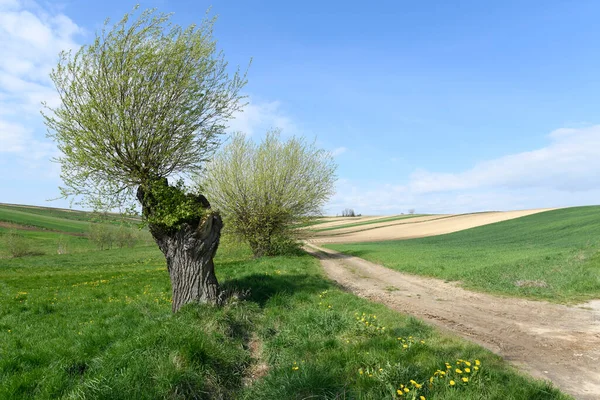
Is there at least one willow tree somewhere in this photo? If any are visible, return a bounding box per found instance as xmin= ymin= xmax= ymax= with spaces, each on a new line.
xmin=43 ymin=8 xmax=247 ymax=312
xmin=200 ymin=131 xmax=337 ymax=257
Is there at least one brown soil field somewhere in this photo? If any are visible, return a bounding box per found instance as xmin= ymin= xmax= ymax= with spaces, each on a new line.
xmin=309 ymin=209 xmax=555 ymax=244
xmin=305 ymin=215 xmax=392 ymax=229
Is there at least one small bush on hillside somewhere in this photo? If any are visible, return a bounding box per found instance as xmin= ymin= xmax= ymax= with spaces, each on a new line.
xmin=56 ymin=235 xmax=69 ymax=254
xmin=115 ymin=226 xmax=138 ymax=248
xmin=88 ymin=223 xmax=114 ymax=250
xmin=2 ymin=230 xmax=33 ymax=257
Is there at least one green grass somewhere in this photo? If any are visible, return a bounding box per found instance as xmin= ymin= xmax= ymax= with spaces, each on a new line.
xmin=0 ymin=206 xmax=92 ymax=234
xmin=0 ymin=227 xmax=94 ymax=258
xmin=313 ymin=214 xmax=428 ymax=232
xmin=0 ymin=223 xmax=569 ymax=398
xmin=0 ymin=204 xmax=139 ymax=225
xmin=327 ymin=206 xmax=600 ymax=303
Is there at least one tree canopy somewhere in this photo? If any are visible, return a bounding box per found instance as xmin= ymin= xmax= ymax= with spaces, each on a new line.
xmin=43 ymin=7 xmax=247 ymax=212
xmin=200 ymin=131 xmax=337 ymax=256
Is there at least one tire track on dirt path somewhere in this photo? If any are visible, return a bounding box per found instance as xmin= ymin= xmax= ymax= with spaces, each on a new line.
xmin=304 ymin=244 xmax=600 ymax=400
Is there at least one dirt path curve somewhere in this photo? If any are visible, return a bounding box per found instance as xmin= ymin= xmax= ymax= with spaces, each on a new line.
xmin=304 ymin=244 xmax=600 ymax=400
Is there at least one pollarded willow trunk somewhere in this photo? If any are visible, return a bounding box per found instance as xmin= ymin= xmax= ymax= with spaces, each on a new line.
xmin=137 ymin=183 xmax=223 ymax=312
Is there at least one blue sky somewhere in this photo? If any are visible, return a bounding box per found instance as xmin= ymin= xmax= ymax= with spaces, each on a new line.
xmin=2 ymin=0 xmax=600 ymax=214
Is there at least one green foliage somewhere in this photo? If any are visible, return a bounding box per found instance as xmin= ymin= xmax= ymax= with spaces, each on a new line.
xmin=0 ymin=230 xmax=568 ymax=399
xmin=88 ymin=223 xmax=114 ymax=250
xmin=56 ymin=235 xmax=69 ymax=254
xmin=200 ymin=131 xmax=337 ymax=256
xmin=114 ymin=226 xmax=138 ymax=249
xmin=328 ymin=206 xmax=600 ymax=303
xmin=141 ymin=179 xmax=208 ymax=229
xmin=0 ymin=230 xmax=33 ymax=258
xmin=42 ymin=6 xmax=248 ymax=211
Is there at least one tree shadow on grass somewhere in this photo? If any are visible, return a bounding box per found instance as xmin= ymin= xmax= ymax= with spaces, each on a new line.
xmin=221 ymin=272 xmax=330 ymax=307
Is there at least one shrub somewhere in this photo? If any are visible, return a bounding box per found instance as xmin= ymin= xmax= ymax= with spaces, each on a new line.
xmin=88 ymin=223 xmax=114 ymax=250
xmin=200 ymin=131 xmax=337 ymax=257
xmin=2 ymin=230 xmax=32 ymax=257
xmin=115 ymin=226 xmax=138 ymax=248
xmin=56 ymin=235 xmax=69 ymax=254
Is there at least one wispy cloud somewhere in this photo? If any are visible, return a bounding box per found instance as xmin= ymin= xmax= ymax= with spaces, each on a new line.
xmin=408 ymin=125 xmax=600 ymax=194
xmin=227 ymin=99 xmax=297 ymax=136
xmin=0 ymin=1 xmax=82 ymax=158
xmin=331 ymin=146 xmax=347 ymax=157
xmin=0 ymin=1 xmax=82 ymax=204
xmin=329 ymin=126 xmax=600 ymax=215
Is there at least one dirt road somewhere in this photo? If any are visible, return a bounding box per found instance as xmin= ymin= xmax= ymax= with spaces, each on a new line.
xmin=309 ymin=209 xmax=555 ymax=244
xmin=305 ymin=244 xmax=600 ymax=400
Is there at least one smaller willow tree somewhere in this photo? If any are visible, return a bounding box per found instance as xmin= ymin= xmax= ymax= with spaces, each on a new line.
xmin=43 ymin=8 xmax=247 ymax=312
xmin=200 ymin=131 xmax=337 ymax=257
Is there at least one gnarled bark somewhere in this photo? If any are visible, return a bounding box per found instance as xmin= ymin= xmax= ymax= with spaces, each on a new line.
xmin=137 ymin=182 xmax=222 ymax=312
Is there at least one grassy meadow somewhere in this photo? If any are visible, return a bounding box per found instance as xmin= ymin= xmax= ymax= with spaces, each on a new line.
xmin=0 ymin=205 xmax=570 ymax=399
xmin=327 ymin=206 xmax=600 ymax=303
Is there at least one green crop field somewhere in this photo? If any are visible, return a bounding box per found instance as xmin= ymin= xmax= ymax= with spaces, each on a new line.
xmin=0 ymin=204 xmax=140 ymax=233
xmin=0 ymin=207 xmax=569 ymax=399
xmin=0 ymin=206 xmax=92 ymax=234
xmin=327 ymin=206 xmax=600 ymax=303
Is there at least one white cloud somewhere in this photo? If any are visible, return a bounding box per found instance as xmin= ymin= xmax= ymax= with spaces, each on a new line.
xmin=329 ymin=125 xmax=600 ymax=215
xmin=409 ymin=125 xmax=600 ymax=194
xmin=0 ymin=119 xmax=30 ymax=152
xmin=227 ymin=99 xmax=297 ymax=136
xmin=331 ymin=146 xmax=347 ymax=157
xmin=0 ymin=1 xmax=82 ymax=164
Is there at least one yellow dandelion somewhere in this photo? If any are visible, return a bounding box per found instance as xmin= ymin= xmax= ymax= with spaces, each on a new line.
xmin=449 ymin=380 xmax=456 ymax=386
xmin=462 ymin=377 xmax=469 ymax=383
xmin=456 ymin=369 xmax=462 ymax=374
xmin=475 ymin=360 xmax=481 ymax=366
xmin=404 ymin=387 xmax=410 ymax=393
xmin=397 ymin=389 xmax=403 ymax=396
xmin=403 ymin=344 xmax=408 ymax=349
xmin=429 ymin=377 xmax=434 ymax=383
xmin=474 ymin=366 xmax=479 ymax=371
xmin=420 ymin=397 xmax=426 ymax=400
xmin=465 ymin=368 xmax=471 ymax=373
xmin=292 ymin=366 xmax=299 ymax=371
xmin=465 ymin=361 xmax=471 ymax=367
